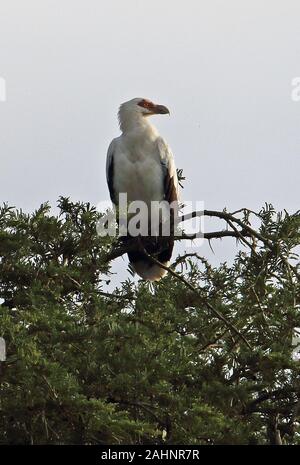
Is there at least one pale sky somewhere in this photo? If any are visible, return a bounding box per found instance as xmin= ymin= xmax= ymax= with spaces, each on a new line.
xmin=1 ymin=0 xmax=299 ymax=282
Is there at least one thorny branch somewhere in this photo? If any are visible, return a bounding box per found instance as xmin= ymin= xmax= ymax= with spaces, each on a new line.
xmin=103 ymin=208 xmax=275 ymax=263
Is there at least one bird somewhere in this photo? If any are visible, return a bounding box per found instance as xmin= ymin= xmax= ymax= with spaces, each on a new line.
xmin=106 ymin=98 xmax=179 ymax=281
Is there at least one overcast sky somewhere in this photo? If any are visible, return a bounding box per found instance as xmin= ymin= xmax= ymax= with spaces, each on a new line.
xmin=1 ymin=0 xmax=299 ymax=283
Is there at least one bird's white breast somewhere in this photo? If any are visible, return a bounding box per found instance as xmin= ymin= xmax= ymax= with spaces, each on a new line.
xmin=113 ymin=131 xmax=164 ymax=206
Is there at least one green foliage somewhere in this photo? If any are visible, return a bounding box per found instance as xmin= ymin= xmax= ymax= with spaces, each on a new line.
xmin=0 ymin=199 xmax=300 ymax=444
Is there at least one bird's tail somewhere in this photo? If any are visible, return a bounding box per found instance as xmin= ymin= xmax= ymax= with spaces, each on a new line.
xmin=128 ymin=237 xmax=174 ymax=281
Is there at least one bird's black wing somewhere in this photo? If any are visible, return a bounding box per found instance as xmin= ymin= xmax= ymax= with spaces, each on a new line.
xmin=106 ymin=140 xmax=117 ymax=205
xmin=157 ymin=137 xmax=179 ymax=205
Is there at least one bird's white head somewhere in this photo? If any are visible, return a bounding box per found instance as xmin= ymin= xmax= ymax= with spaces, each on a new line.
xmin=118 ymin=98 xmax=170 ymax=133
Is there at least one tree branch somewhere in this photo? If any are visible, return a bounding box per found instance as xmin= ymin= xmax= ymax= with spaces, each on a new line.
xmin=102 ymin=208 xmax=275 ymax=263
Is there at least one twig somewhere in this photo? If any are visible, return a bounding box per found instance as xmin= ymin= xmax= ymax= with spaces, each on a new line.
xmin=226 ymin=218 xmax=258 ymax=257
xmin=180 ymin=209 xmax=275 ymax=250
xmin=178 ymin=230 xmax=251 ymax=240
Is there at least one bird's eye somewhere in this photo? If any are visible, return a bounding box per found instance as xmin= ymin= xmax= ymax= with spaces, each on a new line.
xmin=138 ymin=99 xmax=153 ymax=109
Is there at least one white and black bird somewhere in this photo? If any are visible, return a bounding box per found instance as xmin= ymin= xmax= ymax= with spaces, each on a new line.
xmin=106 ymin=98 xmax=179 ymax=281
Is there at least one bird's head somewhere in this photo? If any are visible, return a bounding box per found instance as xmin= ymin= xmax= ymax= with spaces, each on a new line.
xmin=136 ymin=98 xmax=170 ymax=116
xmin=118 ymin=98 xmax=170 ymax=132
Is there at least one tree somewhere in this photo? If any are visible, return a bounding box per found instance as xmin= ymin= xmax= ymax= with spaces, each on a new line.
xmin=0 ymin=197 xmax=300 ymax=444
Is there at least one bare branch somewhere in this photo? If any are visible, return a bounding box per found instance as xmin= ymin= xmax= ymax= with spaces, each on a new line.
xmin=180 ymin=209 xmax=275 ymax=250
xmin=102 ymin=208 xmax=276 ymax=263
